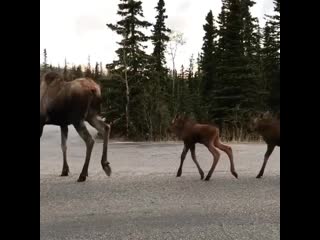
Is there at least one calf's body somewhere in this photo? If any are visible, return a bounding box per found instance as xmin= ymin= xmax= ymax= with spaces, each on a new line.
xmin=170 ymin=115 xmax=238 ymax=181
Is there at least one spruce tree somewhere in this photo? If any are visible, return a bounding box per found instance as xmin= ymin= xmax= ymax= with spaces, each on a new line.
xmin=262 ymin=0 xmax=280 ymax=112
xmin=200 ymin=10 xmax=218 ymax=120
xmin=85 ymin=56 xmax=92 ymax=78
xmin=106 ymin=0 xmax=152 ymax=139
xmin=148 ymin=0 xmax=171 ymax=139
xmin=63 ymin=58 xmax=69 ymax=81
xmin=151 ymin=0 xmax=171 ymax=73
xmin=94 ymin=62 xmax=100 ymax=80
xmin=42 ymin=48 xmax=48 ymax=72
xmin=75 ymin=65 xmax=83 ymax=78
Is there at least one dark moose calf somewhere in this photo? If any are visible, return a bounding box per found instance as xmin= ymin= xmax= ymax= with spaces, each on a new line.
xmin=249 ymin=112 xmax=280 ymax=178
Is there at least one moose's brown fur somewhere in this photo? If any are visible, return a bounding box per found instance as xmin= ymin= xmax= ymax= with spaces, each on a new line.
xmin=249 ymin=112 xmax=280 ymax=178
xmin=169 ymin=114 xmax=238 ymax=181
xmin=40 ymin=72 xmax=111 ymax=182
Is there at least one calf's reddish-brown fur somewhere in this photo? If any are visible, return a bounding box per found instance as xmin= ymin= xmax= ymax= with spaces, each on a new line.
xmin=169 ymin=114 xmax=238 ymax=181
xmin=249 ymin=112 xmax=280 ymax=178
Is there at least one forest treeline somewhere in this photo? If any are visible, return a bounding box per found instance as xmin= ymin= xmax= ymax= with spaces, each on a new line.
xmin=40 ymin=0 xmax=280 ymax=141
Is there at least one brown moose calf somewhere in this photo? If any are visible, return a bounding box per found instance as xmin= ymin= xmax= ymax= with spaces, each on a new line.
xmin=169 ymin=114 xmax=238 ymax=181
xmin=249 ymin=112 xmax=280 ymax=178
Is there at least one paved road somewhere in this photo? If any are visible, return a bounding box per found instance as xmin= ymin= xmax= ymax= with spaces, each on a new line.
xmin=40 ymin=125 xmax=280 ymax=240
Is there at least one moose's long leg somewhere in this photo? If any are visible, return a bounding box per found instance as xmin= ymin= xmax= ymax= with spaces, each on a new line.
xmin=60 ymin=126 xmax=70 ymax=176
xmin=88 ymin=116 xmax=111 ymax=177
xmin=214 ymin=140 xmax=238 ymax=179
xmin=40 ymin=116 xmax=45 ymax=138
xmin=177 ymin=144 xmax=189 ymax=177
xmin=205 ymin=144 xmax=221 ymax=181
xmin=257 ymin=144 xmax=275 ymax=178
xmin=73 ymin=121 xmax=95 ymax=182
xmin=40 ymin=125 xmax=44 ymax=138
xmin=190 ymin=144 xmax=204 ymax=180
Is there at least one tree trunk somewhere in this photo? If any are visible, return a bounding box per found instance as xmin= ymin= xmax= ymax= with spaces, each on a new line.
xmin=123 ymin=35 xmax=130 ymax=139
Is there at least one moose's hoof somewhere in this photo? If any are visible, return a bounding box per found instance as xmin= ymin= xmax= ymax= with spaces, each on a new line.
xmin=256 ymin=174 xmax=263 ymax=179
xmin=77 ymin=175 xmax=87 ymax=182
xmin=60 ymin=169 xmax=69 ymax=177
xmin=204 ymin=175 xmax=211 ymax=181
xmin=102 ymin=162 xmax=112 ymax=177
xmin=176 ymin=171 xmax=182 ymax=177
xmin=232 ymin=172 xmax=238 ymax=179
xmin=200 ymin=172 xmax=205 ymax=180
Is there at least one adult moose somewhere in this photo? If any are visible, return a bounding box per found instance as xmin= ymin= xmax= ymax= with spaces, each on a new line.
xmin=40 ymin=72 xmax=111 ymax=182
xmin=249 ymin=111 xmax=280 ymax=178
xmin=169 ymin=114 xmax=238 ymax=181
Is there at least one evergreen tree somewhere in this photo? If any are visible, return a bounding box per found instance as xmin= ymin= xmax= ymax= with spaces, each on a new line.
xmin=75 ymin=65 xmax=83 ymax=78
xmin=85 ymin=55 xmax=92 ymax=78
xmin=148 ymin=0 xmax=172 ymax=139
xmin=151 ymin=0 xmax=171 ymax=73
xmin=262 ymin=0 xmax=280 ymax=112
xmin=200 ymin=10 xmax=218 ymax=120
xmin=240 ymin=0 xmax=262 ymax=111
xmin=42 ymin=48 xmax=48 ymax=71
xmin=214 ymin=0 xmax=245 ymax=122
xmin=211 ymin=0 xmax=260 ymax=137
xmin=241 ymin=0 xmax=258 ymax=58
xmin=191 ymin=54 xmax=205 ymax=121
xmin=63 ymin=58 xmax=69 ymax=81
xmin=262 ymin=21 xmax=279 ymax=111
xmin=106 ymin=0 xmax=152 ymax=139
xmin=94 ymin=62 xmax=100 ymax=80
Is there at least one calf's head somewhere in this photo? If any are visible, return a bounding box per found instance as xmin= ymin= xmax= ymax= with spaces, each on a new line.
xmin=167 ymin=114 xmax=187 ymax=136
xmin=248 ymin=111 xmax=272 ymax=132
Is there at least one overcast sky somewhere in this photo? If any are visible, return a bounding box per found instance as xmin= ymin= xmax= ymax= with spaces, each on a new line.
xmin=40 ymin=0 xmax=275 ymax=69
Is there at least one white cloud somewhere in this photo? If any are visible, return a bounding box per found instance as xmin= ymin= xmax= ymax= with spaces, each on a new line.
xmin=40 ymin=0 xmax=275 ymax=69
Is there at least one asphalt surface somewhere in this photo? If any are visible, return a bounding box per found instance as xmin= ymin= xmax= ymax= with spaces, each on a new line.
xmin=40 ymin=125 xmax=280 ymax=240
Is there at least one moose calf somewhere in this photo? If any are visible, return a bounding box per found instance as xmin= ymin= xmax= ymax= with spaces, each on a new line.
xmin=249 ymin=112 xmax=280 ymax=178
xmin=169 ymin=114 xmax=238 ymax=181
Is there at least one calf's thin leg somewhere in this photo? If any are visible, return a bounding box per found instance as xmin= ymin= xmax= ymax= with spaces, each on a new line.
xmin=88 ymin=116 xmax=111 ymax=176
xmin=205 ymin=144 xmax=220 ymax=181
xmin=60 ymin=126 xmax=69 ymax=176
xmin=190 ymin=145 xmax=204 ymax=180
xmin=177 ymin=145 xmax=189 ymax=177
xmin=257 ymin=144 xmax=275 ymax=178
xmin=214 ymin=140 xmax=238 ymax=179
xmin=73 ymin=121 xmax=95 ymax=182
